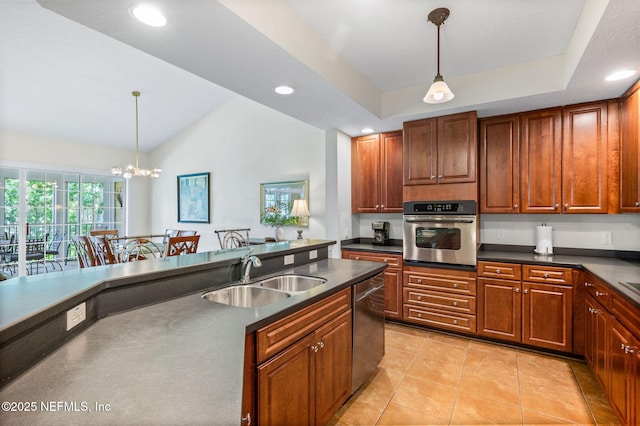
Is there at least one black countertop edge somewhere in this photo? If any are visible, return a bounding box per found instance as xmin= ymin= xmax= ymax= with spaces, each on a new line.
xmin=340 ymin=240 xmax=403 ymax=255
xmin=0 ymin=239 xmax=336 ymax=343
xmin=479 ymin=244 xmax=640 ymax=261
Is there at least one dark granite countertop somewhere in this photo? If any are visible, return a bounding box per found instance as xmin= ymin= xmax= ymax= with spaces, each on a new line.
xmin=341 ymin=241 xmax=403 ymax=255
xmin=0 ymin=257 xmax=386 ymax=425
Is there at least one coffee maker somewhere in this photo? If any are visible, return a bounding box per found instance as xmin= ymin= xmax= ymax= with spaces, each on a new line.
xmin=371 ymin=221 xmax=390 ymax=245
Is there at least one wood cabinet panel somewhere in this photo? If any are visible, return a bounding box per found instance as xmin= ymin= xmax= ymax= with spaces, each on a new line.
xmin=478 ymin=277 xmax=521 ymax=343
xmin=404 ymin=288 xmax=476 ymax=314
xmin=520 ymin=109 xmax=563 ymax=213
xmin=522 ymin=281 xmax=573 ymax=352
xmin=522 ymin=264 xmax=572 ymax=285
xmin=478 ymin=261 xmax=522 ymax=281
xmin=380 ymin=131 xmax=404 ymax=213
xmin=620 ymin=80 xmax=640 ymax=212
xmin=437 ymin=112 xmax=477 ymax=184
xmin=342 ymin=251 xmax=402 ymax=319
xmin=479 ymin=115 xmax=520 ymax=213
xmin=584 ymin=294 xmax=608 ymax=389
xmin=351 ymin=134 xmax=381 ymax=213
xmin=403 ymin=118 xmax=437 ymax=185
xmin=562 ymin=103 xmax=609 ymax=213
xmin=404 ymin=305 xmax=476 ymax=334
xmin=404 ymin=266 xmax=477 ymax=295
xmin=608 ymin=318 xmax=634 ymax=425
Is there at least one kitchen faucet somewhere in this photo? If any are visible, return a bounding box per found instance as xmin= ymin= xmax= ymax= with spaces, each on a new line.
xmin=240 ymin=249 xmax=262 ymax=284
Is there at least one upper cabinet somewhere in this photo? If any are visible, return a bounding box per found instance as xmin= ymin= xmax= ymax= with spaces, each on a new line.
xmin=481 ymin=102 xmax=611 ymax=214
xmin=479 ymin=115 xmax=520 ymax=213
xmin=351 ymin=130 xmax=403 ymax=213
xmin=403 ymin=111 xmax=477 ymax=186
xmin=620 ymin=80 xmax=640 ymax=212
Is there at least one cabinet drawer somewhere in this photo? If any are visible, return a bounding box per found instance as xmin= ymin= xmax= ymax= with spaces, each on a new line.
xmin=404 ymin=288 xmax=476 ymax=315
xmin=478 ymin=261 xmax=521 ymax=280
xmin=344 ymin=251 xmax=401 ymax=267
xmin=523 ymin=265 xmax=572 ymax=285
xmin=403 ymin=305 xmax=476 ymax=334
xmin=583 ymin=274 xmax=611 ymax=309
xmin=257 ymin=288 xmax=351 ymax=364
xmin=610 ymin=294 xmax=640 ymax=339
xmin=404 ymin=271 xmax=476 ymax=295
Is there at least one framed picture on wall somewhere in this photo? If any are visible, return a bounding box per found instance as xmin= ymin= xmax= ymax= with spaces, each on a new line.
xmin=177 ymin=172 xmax=210 ymax=223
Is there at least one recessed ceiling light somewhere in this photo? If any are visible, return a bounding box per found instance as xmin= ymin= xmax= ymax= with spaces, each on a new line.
xmin=361 ymin=128 xmax=375 ymax=134
xmin=129 ymin=5 xmax=167 ymax=27
xmin=274 ymin=85 xmax=295 ymax=95
xmin=605 ymin=69 xmax=636 ymax=82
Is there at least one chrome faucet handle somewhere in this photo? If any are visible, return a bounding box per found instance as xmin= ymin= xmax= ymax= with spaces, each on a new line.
xmin=241 ymin=247 xmax=254 ymax=262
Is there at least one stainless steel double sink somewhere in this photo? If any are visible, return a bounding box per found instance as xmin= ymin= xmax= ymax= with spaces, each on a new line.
xmin=202 ymin=274 xmax=327 ymax=308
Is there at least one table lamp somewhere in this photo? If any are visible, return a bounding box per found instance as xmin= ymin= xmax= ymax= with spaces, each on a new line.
xmin=290 ymin=199 xmax=310 ymax=239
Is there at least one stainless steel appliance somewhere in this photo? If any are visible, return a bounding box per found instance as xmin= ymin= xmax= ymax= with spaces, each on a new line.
xmin=352 ymin=273 xmax=385 ymax=394
xmin=403 ymin=200 xmax=477 ymax=267
xmin=371 ymin=221 xmax=390 ymax=246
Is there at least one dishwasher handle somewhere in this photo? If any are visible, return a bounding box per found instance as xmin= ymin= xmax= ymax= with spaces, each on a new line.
xmin=355 ymin=284 xmax=385 ymax=302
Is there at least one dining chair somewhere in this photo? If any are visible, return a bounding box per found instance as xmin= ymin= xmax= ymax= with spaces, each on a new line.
xmin=215 ymin=228 xmax=250 ymax=249
xmin=45 ymin=233 xmax=64 ymax=270
xmin=165 ymin=235 xmax=201 ymax=257
xmin=89 ymin=229 xmax=119 ymax=239
xmin=71 ymin=235 xmax=102 ymax=268
xmin=90 ymin=235 xmax=118 ymax=265
xmin=120 ymin=238 xmax=163 ymax=262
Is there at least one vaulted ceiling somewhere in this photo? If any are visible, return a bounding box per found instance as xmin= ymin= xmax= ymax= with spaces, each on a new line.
xmin=1 ymin=0 xmax=638 ymax=151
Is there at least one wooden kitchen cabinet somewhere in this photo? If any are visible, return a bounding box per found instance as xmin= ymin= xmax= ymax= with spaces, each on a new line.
xmin=403 ymin=265 xmax=477 ymax=335
xmin=620 ymin=79 xmax=640 ymax=212
xmin=584 ymin=294 xmax=608 ymax=388
xmin=342 ymin=250 xmax=402 ymax=319
xmin=519 ymin=103 xmax=610 ymax=214
xmin=351 ymin=131 xmax=403 ymax=213
xmin=478 ymin=261 xmax=573 ymax=352
xmin=403 ymin=111 xmax=477 ymax=186
xmin=479 ymin=114 xmax=520 ymax=213
xmin=255 ymin=288 xmax=352 ymax=426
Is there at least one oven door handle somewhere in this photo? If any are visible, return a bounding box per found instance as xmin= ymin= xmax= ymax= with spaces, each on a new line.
xmin=404 ymin=218 xmax=475 ymax=224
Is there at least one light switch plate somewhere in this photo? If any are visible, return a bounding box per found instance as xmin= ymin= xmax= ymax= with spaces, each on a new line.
xmin=284 ymin=254 xmax=295 ymax=265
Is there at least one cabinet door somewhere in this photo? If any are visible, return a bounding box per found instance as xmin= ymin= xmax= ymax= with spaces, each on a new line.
xmin=257 ymin=334 xmax=316 ymax=426
xmin=384 ymin=267 xmax=403 ymax=319
xmin=584 ymin=294 xmax=608 ymax=389
xmin=314 ymin=310 xmax=352 ymax=426
xmin=403 ymin=118 xmax=437 ymax=185
xmin=479 ymin=115 xmax=520 ymax=213
xmin=632 ymin=334 xmax=640 ymax=426
xmin=522 ymin=282 xmax=572 ymax=352
xmin=608 ymin=318 xmax=633 ymax=425
xmin=620 ymin=82 xmax=640 ymax=212
xmin=380 ymin=131 xmax=403 ymax=212
xmin=437 ymin=111 xmax=477 ymax=184
xmin=351 ymin=134 xmax=381 ymax=213
xmin=562 ymin=103 xmax=608 ymax=213
xmin=520 ymin=109 xmax=562 ymax=213
xmin=478 ymin=278 xmax=521 ymax=342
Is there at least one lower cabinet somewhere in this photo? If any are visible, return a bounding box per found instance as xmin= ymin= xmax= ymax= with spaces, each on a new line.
xmin=584 ymin=273 xmax=640 ymax=426
xmin=402 ymin=265 xmax=477 ymax=335
xmin=478 ymin=261 xmax=574 ymax=353
xmin=253 ymin=288 xmax=352 ymax=426
xmin=342 ymin=250 xmax=403 ymax=319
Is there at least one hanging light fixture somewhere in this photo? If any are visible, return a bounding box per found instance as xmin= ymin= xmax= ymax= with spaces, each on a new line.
xmin=111 ymin=91 xmax=162 ymax=179
xmin=423 ymin=8 xmax=454 ymax=104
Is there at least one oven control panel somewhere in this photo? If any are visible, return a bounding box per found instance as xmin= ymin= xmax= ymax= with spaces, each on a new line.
xmin=403 ymin=200 xmax=476 ymax=215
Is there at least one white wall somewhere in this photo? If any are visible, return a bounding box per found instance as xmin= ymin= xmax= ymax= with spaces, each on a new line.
xmin=481 ymin=214 xmax=640 ymax=251
xmin=149 ymin=96 xmax=325 ymax=252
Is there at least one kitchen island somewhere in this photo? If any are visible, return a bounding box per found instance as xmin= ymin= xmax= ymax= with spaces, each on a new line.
xmin=0 ymin=240 xmax=386 ymax=425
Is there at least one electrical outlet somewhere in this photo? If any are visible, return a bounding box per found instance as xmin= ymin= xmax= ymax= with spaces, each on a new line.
xmin=66 ymin=302 xmax=86 ymax=331
xmin=284 ymin=254 xmax=295 ymax=265
xmin=309 ymin=250 xmax=317 ymax=260
xmin=497 ymin=229 xmax=505 ymax=240
xmin=601 ymin=232 xmax=612 ymax=245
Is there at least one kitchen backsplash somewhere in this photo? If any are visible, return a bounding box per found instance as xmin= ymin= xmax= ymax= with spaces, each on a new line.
xmin=353 ymin=213 xmax=640 ymax=252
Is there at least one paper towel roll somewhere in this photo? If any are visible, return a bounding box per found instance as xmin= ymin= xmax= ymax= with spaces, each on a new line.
xmin=534 ymin=224 xmax=553 ymax=255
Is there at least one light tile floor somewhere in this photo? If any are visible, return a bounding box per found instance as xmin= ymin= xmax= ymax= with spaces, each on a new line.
xmin=330 ymin=322 xmax=621 ymax=425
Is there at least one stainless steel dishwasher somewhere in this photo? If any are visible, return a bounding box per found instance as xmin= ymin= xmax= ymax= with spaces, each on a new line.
xmin=352 ymin=272 xmax=385 ymax=394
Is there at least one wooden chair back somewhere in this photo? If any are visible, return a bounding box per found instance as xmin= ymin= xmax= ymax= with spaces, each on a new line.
xmin=89 ymin=229 xmax=119 ymax=239
xmin=165 ymin=235 xmax=201 ymax=257
xmin=71 ymin=235 xmax=102 ymax=268
xmin=215 ymin=228 xmax=250 ymax=249
xmin=91 ymin=235 xmax=118 ymax=264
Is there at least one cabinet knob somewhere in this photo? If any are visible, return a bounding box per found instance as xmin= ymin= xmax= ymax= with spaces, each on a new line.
xmin=355 ymin=256 xmax=360 ymax=260
xmin=453 ymin=319 xmax=458 ymax=325
xmin=595 ymin=291 xmax=606 ymax=297
xmin=417 ymin=313 xmax=422 ymax=318
xmin=318 ymin=341 xmax=325 ymax=349
xmin=636 ymin=201 xmax=640 ymax=207
xmin=496 ymin=269 xmax=501 ymax=274
xmin=515 ymin=288 xmax=520 ymax=293
xmin=554 ymin=204 xmax=560 ymax=209
xmin=242 ymin=412 xmax=251 ymax=426
xmin=524 ymin=289 xmax=529 ymax=294
xmin=452 ymin=301 xmax=459 ymax=307
xmin=543 ymin=273 xmax=549 ymax=278
xmin=438 ymin=175 xmax=443 ymax=178
xmin=381 ymin=205 xmax=385 ymax=208
xmin=563 ymin=204 xmax=569 ymax=211
xmin=417 ymin=279 xmax=422 ymax=284
xmin=585 ymin=282 xmax=594 ymax=287
xmin=430 ymin=175 xmax=436 ymax=180
xmin=417 ymin=295 xmax=422 ymax=300
xmin=311 ymin=344 xmax=318 ymax=353
xmin=453 ymin=283 xmax=459 ymax=288
xmin=513 ymin=204 xmax=518 ymax=209
xmin=375 ymin=205 xmax=379 ymax=209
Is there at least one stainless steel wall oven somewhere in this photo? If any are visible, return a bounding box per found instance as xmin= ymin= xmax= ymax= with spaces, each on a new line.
xmin=403 ymin=200 xmax=477 ymax=267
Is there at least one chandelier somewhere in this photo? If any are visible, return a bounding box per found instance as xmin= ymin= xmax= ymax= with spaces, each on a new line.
xmin=423 ymin=8 xmax=455 ymax=104
xmin=111 ymin=91 xmax=162 ymax=179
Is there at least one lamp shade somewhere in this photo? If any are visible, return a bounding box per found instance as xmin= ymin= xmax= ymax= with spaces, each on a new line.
xmin=290 ymin=199 xmax=310 ymax=217
xmin=423 ymin=77 xmax=454 ymax=104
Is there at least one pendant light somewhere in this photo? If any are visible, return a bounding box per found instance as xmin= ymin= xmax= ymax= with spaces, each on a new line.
xmin=423 ymin=8 xmax=454 ymax=104
xmin=111 ymin=91 xmax=162 ymax=179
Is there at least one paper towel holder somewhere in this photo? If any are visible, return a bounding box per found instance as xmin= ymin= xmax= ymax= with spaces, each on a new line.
xmin=534 ymin=223 xmax=554 ymax=256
